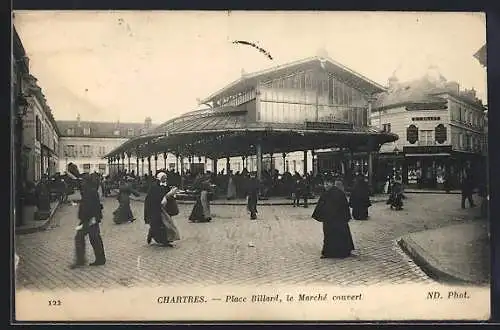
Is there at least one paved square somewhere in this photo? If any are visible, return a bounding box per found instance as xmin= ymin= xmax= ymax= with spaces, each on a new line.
xmin=15 ymin=194 xmax=479 ymax=291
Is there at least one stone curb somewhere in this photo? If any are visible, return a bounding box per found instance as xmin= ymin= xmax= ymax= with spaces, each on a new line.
xmin=404 ymin=190 xmax=462 ymax=195
xmin=15 ymin=200 xmax=61 ymax=235
xmin=397 ymin=235 xmax=479 ymax=285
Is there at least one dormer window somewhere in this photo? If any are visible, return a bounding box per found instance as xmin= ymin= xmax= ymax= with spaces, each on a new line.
xmin=140 ymin=128 xmax=147 ymax=135
xmin=66 ymin=128 xmax=74 ymax=135
xmin=83 ymin=127 xmax=91 ymax=135
xmin=128 ymin=128 xmax=134 ymax=136
xmin=113 ymin=129 xmax=120 ymax=136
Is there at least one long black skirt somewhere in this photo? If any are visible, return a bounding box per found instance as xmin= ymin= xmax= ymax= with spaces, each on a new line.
xmin=189 ymin=198 xmax=209 ymax=223
xmin=113 ymin=202 xmax=134 ymax=224
xmin=322 ymin=221 xmax=355 ymax=258
xmin=351 ymin=205 xmax=368 ymax=220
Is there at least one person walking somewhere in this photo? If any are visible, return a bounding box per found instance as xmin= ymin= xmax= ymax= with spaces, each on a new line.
xmin=70 ymin=173 xmax=106 ymax=269
xmin=349 ymin=175 xmax=371 ymax=220
xmin=312 ymin=176 xmax=354 ymax=259
xmin=246 ymin=171 xmax=260 ymax=220
xmin=144 ymin=172 xmax=181 ymax=247
xmin=461 ymin=168 xmax=476 ymax=209
xmin=113 ymin=178 xmax=140 ymax=224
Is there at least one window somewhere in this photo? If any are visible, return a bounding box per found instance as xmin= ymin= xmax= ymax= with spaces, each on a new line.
xmin=113 ymin=129 xmax=120 ymax=136
xmin=83 ymin=164 xmax=91 ymax=173
xmin=382 ymin=123 xmax=391 ymax=132
xmin=98 ymin=164 xmax=107 ymax=173
xmin=83 ymin=145 xmax=91 ymax=157
xmin=66 ymin=128 xmax=74 ymax=135
xmin=83 ymin=127 xmax=91 ymax=135
xmin=127 ymin=128 xmax=134 ymax=136
xmin=419 ymin=130 xmax=434 ymax=146
xmin=35 ymin=116 xmax=41 ymax=141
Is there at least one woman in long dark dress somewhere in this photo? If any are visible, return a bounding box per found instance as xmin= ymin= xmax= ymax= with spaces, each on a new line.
xmin=312 ymin=177 xmax=354 ymax=259
xmin=349 ymin=176 xmax=371 ymax=220
xmin=113 ymin=179 xmax=139 ymax=224
xmin=144 ymin=172 xmax=181 ymax=246
xmin=189 ymin=179 xmax=212 ymax=223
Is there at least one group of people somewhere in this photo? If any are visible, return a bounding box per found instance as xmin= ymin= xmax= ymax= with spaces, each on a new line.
xmin=69 ymin=162 xmax=487 ymax=268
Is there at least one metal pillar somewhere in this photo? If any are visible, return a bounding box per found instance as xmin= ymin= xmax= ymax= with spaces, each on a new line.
xmin=127 ymin=152 xmax=131 ymax=172
xmin=303 ymin=150 xmax=308 ymax=176
xmin=282 ymin=153 xmax=286 ymax=173
xmin=136 ymin=156 xmax=139 ymax=176
xmin=154 ymin=154 xmax=158 ymax=173
xmin=163 ymin=152 xmax=167 ymax=170
xmin=121 ymin=154 xmax=125 ymax=172
xmin=212 ymin=157 xmax=218 ymax=174
xmin=226 ymin=157 xmax=230 ymax=174
xmin=141 ymin=158 xmax=144 ymax=176
xmin=147 ymin=156 xmax=152 ymax=176
xmin=256 ymin=143 xmax=262 ymax=182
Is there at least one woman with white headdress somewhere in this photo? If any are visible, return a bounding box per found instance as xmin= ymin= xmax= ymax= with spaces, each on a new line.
xmin=144 ymin=171 xmax=181 ymax=246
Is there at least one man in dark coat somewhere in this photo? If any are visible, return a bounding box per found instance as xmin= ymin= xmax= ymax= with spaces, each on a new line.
xmin=349 ymin=175 xmax=371 ymax=220
xmin=461 ymin=168 xmax=476 ymax=208
xmin=246 ymin=172 xmax=260 ymax=220
xmin=312 ymin=176 xmax=354 ymax=259
xmin=70 ymin=173 xmax=106 ymax=268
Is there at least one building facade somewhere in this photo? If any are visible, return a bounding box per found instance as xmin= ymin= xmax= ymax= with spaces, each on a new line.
xmin=13 ymin=26 xmax=30 ymax=226
xmin=57 ymin=116 xmax=157 ymax=176
xmin=371 ymin=72 xmax=487 ymax=189
xmin=22 ymin=75 xmax=60 ymax=183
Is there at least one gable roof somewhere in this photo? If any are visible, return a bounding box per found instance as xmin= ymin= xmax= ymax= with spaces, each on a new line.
xmin=57 ymin=120 xmax=158 ymax=138
xmin=200 ymin=56 xmax=387 ymax=104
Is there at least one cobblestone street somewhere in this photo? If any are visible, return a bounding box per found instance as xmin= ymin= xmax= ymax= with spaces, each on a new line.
xmin=15 ymin=193 xmax=480 ymax=291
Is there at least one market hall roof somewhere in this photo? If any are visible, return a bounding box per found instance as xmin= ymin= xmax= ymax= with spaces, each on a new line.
xmin=103 ymin=104 xmax=398 ymax=159
xmin=199 ymin=56 xmax=387 ymax=104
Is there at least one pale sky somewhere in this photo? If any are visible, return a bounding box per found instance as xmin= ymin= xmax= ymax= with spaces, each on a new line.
xmin=14 ymin=11 xmax=487 ymax=124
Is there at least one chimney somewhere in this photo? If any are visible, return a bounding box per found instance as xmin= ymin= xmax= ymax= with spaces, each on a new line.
xmin=144 ymin=117 xmax=152 ymax=129
xmin=388 ymin=75 xmax=399 ymax=90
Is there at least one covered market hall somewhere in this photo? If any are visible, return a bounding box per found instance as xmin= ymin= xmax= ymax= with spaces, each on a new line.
xmin=103 ymin=54 xmax=398 ymax=193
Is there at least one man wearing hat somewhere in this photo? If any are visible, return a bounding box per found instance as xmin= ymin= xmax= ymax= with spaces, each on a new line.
xmin=246 ymin=171 xmax=260 ymax=220
xmin=312 ymin=174 xmax=354 ymax=259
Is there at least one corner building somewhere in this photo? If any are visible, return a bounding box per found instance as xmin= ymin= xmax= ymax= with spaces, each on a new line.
xmin=371 ymin=71 xmax=487 ymax=189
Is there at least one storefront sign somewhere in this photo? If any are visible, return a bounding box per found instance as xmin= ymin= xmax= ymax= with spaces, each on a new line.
xmin=305 ymin=121 xmax=353 ymax=130
xmin=403 ymin=145 xmax=452 ymax=154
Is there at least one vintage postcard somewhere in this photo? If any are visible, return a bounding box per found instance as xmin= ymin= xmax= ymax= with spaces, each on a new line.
xmin=12 ymin=11 xmax=489 ymax=321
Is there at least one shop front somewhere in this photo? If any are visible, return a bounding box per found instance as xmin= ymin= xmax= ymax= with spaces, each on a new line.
xmin=400 ymin=145 xmax=481 ymax=190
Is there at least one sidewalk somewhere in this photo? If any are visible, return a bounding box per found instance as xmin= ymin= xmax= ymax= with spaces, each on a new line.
xmin=398 ymin=220 xmax=490 ymax=285
xmin=130 ymin=193 xmax=389 ymax=205
xmin=15 ymin=200 xmax=61 ymax=235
